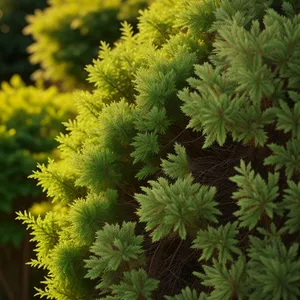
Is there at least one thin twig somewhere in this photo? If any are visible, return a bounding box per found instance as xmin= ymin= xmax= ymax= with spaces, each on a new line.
xmin=22 ymin=233 xmax=30 ymax=300
xmin=0 ymin=268 xmax=14 ymax=300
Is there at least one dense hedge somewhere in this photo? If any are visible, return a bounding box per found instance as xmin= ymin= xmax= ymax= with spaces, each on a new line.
xmin=24 ymin=0 xmax=151 ymax=90
xmin=18 ymin=0 xmax=300 ymax=299
xmin=0 ymin=0 xmax=47 ymax=83
xmin=0 ymin=75 xmax=75 ymax=247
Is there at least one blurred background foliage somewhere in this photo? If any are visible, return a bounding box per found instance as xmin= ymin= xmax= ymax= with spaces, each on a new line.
xmin=0 ymin=0 xmax=153 ymax=298
xmin=24 ymin=0 xmax=151 ymax=90
xmin=0 ymin=74 xmax=75 ymax=243
xmin=0 ymin=0 xmax=48 ymax=83
xmin=0 ymin=75 xmax=75 ymax=299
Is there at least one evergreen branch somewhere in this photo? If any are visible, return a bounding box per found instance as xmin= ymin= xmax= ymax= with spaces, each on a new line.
xmin=283 ymin=180 xmax=300 ymax=233
xmin=165 ymin=286 xmax=207 ymax=300
xmin=264 ymin=138 xmax=300 ymax=179
xmin=85 ymin=222 xmax=145 ymax=292
xmin=194 ymin=257 xmax=248 ymax=300
xmin=161 ymin=143 xmax=190 ymax=179
xmin=192 ymin=222 xmax=241 ymax=265
xmin=135 ymin=175 xmax=220 ymax=241
xmin=145 ymin=19 xmax=169 ymax=42
xmin=107 ymin=269 xmax=159 ymax=300
xmin=230 ymin=160 xmax=279 ymax=229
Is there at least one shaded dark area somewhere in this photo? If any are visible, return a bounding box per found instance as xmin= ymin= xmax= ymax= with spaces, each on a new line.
xmin=0 ymin=0 xmax=47 ymax=84
xmin=0 ymin=212 xmax=46 ymax=300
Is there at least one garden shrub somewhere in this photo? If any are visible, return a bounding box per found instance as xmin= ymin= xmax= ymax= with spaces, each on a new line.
xmin=18 ymin=0 xmax=300 ymax=299
xmin=24 ymin=0 xmax=152 ymax=90
xmin=0 ymin=0 xmax=47 ymax=83
xmin=0 ymin=75 xmax=75 ymax=247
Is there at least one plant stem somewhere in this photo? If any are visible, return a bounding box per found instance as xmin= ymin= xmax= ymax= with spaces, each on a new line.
xmin=0 ymin=268 xmax=14 ymax=300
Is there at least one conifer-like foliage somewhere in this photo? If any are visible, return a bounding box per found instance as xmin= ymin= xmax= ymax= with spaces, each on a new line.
xmin=24 ymin=0 xmax=151 ymax=90
xmin=18 ymin=0 xmax=300 ymax=299
xmin=0 ymin=75 xmax=74 ymax=247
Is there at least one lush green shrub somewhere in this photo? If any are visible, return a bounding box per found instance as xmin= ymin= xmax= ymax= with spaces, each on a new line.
xmin=18 ymin=0 xmax=300 ymax=299
xmin=0 ymin=75 xmax=75 ymax=247
xmin=25 ymin=0 xmax=151 ymax=90
xmin=0 ymin=0 xmax=47 ymax=83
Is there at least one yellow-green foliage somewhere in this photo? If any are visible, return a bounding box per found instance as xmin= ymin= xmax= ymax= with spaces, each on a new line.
xmin=17 ymin=0 xmax=215 ymax=297
xmin=0 ymin=75 xmax=75 ymax=247
xmin=18 ymin=0 xmax=300 ymax=299
xmin=25 ymin=0 xmax=151 ymax=90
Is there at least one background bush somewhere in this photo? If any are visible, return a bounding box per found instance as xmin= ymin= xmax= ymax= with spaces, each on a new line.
xmin=24 ymin=0 xmax=152 ymax=90
xmin=0 ymin=0 xmax=47 ymax=83
xmin=0 ymin=75 xmax=75 ymax=246
xmin=18 ymin=0 xmax=300 ymax=299
xmin=0 ymin=75 xmax=75 ymax=300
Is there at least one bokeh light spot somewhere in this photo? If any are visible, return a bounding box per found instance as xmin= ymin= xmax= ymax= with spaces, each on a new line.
xmin=1 ymin=24 xmax=9 ymax=33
